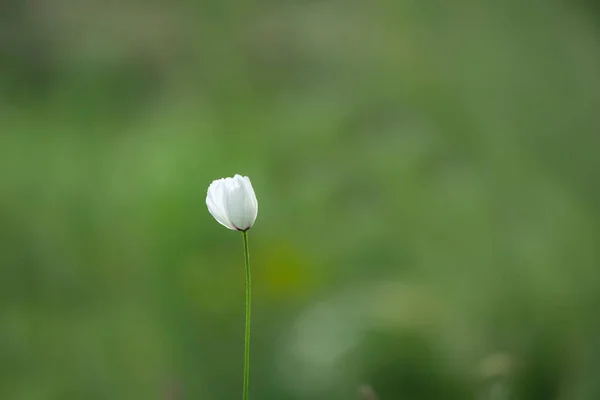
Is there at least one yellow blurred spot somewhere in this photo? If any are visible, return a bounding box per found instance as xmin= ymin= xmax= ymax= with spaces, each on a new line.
xmin=257 ymin=244 xmax=316 ymax=300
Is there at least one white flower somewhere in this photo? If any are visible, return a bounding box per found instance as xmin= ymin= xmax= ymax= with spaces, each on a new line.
xmin=206 ymin=174 xmax=258 ymax=231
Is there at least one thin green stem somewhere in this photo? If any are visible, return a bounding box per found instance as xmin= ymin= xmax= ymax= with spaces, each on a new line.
xmin=242 ymin=230 xmax=251 ymax=400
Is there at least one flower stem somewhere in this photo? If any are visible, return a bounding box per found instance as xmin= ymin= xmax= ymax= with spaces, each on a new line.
xmin=242 ymin=230 xmax=251 ymax=400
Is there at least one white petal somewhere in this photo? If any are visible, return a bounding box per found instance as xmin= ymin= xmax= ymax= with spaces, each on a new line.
xmin=241 ymin=175 xmax=258 ymax=223
xmin=206 ymin=179 xmax=236 ymax=230
xmin=226 ymin=175 xmax=258 ymax=230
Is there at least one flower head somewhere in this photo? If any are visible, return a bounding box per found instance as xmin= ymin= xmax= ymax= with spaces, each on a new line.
xmin=206 ymin=174 xmax=258 ymax=231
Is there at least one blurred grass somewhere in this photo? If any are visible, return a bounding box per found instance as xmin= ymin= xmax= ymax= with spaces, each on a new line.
xmin=1 ymin=0 xmax=600 ymax=399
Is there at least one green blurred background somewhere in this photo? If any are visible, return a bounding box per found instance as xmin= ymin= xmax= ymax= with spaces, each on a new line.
xmin=1 ymin=0 xmax=600 ymax=399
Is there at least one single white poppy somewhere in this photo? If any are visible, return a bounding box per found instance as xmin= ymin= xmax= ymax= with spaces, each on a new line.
xmin=206 ymin=174 xmax=258 ymax=231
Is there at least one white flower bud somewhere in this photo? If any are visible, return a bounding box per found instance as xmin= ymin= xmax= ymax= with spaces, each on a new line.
xmin=206 ymin=174 xmax=258 ymax=231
